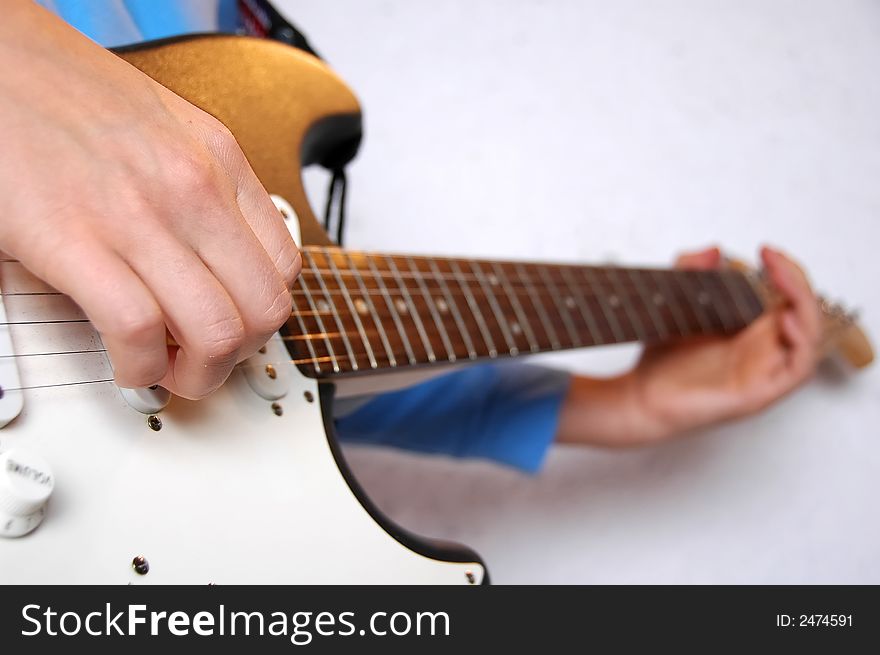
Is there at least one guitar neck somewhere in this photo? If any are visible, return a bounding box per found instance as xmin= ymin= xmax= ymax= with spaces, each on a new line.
xmin=284 ymin=245 xmax=765 ymax=378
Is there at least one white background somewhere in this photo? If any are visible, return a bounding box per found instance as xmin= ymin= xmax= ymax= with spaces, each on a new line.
xmin=280 ymin=0 xmax=880 ymax=583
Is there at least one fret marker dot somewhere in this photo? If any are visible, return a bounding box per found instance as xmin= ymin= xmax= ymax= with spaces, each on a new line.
xmin=354 ymin=298 xmax=369 ymax=316
xmin=317 ymin=300 xmax=330 ymax=313
xmin=487 ymin=273 xmax=499 ymax=286
xmin=653 ymin=293 xmax=665 ymax=305
xmin=609 ymin=295 xmax=621 ymax=308
xmin=395 ymin=299 xmax=408 ymax=314
xmin=698 ymin=292 xmax=711 ymax=305
xmin=565 ymin=296 xmax=576 ymax=309
xmin=437 ymin=298 xmax=449 ymax=313
xmin=511 ymin=321 xmax=522 ymax=335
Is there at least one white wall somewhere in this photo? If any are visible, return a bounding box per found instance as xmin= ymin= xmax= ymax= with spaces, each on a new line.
xmin=279 ymin=0 xmax=880 ymax=583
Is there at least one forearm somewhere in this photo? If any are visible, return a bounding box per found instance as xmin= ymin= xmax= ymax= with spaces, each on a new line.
xmin=554 ymin=372 xmax=673 ymax=448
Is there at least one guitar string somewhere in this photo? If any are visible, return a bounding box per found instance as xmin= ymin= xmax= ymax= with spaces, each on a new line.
xmin=0 ymin=255 xmax=745 ymax=293
xmin=0 ymin=283 xmax=745 ymax=391
xmin=0 ymin=287 xmax=783 ymax=394
xmin=0 ymin=276 xmax=740 ymax=302
xmin=5 ymin=304 xmax=843 ymax=395
xmin=0 ymin=354 xmax=355 ymax=393
xmin=0 ymin=265 xmax=739 ymax=286
xmin=0 ymin=260 xmax=751 ymax=387
xmin=7 ymin=312 xmax=801 ymax=395
xmin=0 ymin=278 xmax=744 ymax=352
xmin=0 ymin=270 xmax=744 ymax=320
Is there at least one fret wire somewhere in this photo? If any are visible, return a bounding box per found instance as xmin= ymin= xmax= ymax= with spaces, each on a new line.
xmin=344 ymin=252 xmax=398 ymax=368
xmin=695 ymin=272 xmax=734 ymax=332
xmin=492 ymin=262 xmax=540 ymax=353
xmin=305 ymin=249 xmax=359 ymax=371
xmin=449 ymin=258 xmax=497 ymax=358
xmin=514 ymin=263 xmax=560 ymax=350
xmin=673 ymin=272 xmax=713 ymax=333
xmin=428 ymin=258 xmax=478 ymax=360
xmin=709 ymin=272 xmax=748 ymax=328
xmin=650 ymin=270 xmax=689 ymax=337
xmin=294 ymin=274 xmax=339 ymax=373
xmin=537 ymin=265 xmax=581 ymax=347
xmin=559 ymin=266 xmax=604 ymax=346
xmin=605 ymin=267 xmax=647 ymax=341
xmin=406 ymin=256 xmax=457 ymax=363
xmin=324 ymin=248 xmax=378 ymax=370
xmin=579 ymin=267 xmax=626 ymax=343
xmin=470 ymin=260 xmax=518 ymax=355
xmin=386 ymin=255 xmax=436 ymax=363
xmin=288 ymin=287 xmax=322 ymax=374
xmin=626 ymin=269 xmax=669 ymax=341
xmin=366 ymin=255 xmax=417 ymax=365
xmin=719 ymin=271 xmax=757 ymax=325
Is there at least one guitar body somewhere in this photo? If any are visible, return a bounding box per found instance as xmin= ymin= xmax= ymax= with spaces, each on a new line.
xmin=0 ymin=35 xmax=486 ymax=584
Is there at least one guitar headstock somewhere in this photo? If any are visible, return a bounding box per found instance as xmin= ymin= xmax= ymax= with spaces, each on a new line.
xmin=726 ymin=257 xmax=874 ymax=370
xmin=816 ymin=296 xmax=874 ymax=369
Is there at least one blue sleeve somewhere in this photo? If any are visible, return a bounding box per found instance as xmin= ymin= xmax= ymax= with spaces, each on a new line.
xmin=334 ymin=364 xmax=571 ymax=474
xmin=36 ymin=0 xmax=238 ymax=47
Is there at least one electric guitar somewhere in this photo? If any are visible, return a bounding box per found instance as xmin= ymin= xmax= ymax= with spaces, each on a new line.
xmin=0 ymin=35 xmax=872 ymax=584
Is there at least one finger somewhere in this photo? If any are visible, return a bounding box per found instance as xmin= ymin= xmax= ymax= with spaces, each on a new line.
xmin=235 ymin=165 xmax=303 ymax=288
xmin=120 ymin=229 xmax=245 ymax=399
xmin=202 ymin=123 xmax=302 ymax=288
xmin=674 ymin=246 xmax=722 ymax=270
xmin=177 ymin=199 xmax=293 ymax=359
xmin=760 ymin=246 xmax=821 ymax=349
xmin=28 ymin=240 xmax=169 ymax=388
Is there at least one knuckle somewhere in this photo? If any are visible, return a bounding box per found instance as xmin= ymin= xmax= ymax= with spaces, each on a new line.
xmin=162 ymin=146 xmax=221 ymax=198
xmin=177 ymin=157 xmax=217 ymax=195
xmin=202 ymin=315 xmax=246 ymax=361
xmin=277 ymin=244 xmax=302 ymax=287
xmin=202 ymin=120 xmax=243 ymax=163
xmin=255 ymin=285 xmax=293 ymax=335
xmin=106 ymin=305 xmax=164 ymax=346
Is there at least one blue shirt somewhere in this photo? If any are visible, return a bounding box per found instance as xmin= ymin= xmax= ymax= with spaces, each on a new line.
xmin=37 ymin=0 xmax=572 ymax=472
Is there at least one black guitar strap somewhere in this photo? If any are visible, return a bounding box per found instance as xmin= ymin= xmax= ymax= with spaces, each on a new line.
xmin=236 ymin=0 xmax=352 ymax=245
xmin=236 ymin=0 xmax=321 ymax=58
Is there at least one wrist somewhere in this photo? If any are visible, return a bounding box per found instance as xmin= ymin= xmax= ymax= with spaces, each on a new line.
xmin=615 ymin=370 xmax=681 ymax=444
xmin=556 ymin=371 xmax=678 ymax=448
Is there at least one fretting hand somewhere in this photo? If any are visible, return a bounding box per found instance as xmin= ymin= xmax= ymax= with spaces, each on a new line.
xmin=556 ymin=246 xmax=822 ymax=446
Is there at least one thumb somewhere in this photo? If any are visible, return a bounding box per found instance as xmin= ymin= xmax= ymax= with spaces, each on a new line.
xmin=674 ymin=246 xmax=722 ymax=270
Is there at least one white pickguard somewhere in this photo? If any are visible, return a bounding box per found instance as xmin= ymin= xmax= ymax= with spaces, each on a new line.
xmin=0 ymin=206 xmax=484 ymax=585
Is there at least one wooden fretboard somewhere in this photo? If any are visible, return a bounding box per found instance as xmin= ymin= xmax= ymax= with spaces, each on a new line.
xmin=284 ymin=246 xmax=764 ymax=377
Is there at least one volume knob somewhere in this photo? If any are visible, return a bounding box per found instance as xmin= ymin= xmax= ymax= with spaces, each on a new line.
xmin=0 ymin=449 xmax=54 ymax=538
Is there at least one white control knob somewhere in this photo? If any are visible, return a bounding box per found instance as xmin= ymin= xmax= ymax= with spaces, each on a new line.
xmin=120 ymin=385 xmax=171 ymax=414
xmin=0 ymin=449 xmax=54 ymax=538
